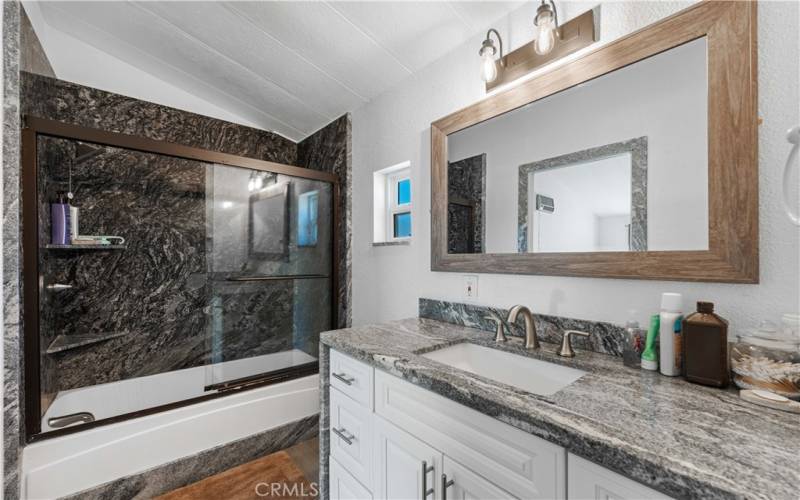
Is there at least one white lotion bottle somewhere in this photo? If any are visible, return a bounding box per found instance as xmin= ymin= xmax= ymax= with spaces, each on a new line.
xmin=659 ymin=292 xmax=684 ymax=376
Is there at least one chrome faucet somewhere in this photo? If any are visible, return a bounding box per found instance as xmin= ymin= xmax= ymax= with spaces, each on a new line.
xmin=507 ymin=305 xmax=539 ymax=349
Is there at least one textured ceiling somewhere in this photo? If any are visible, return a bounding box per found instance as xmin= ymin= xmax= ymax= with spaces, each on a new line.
xmin=35 ymin=1 xmax=523 ymax=141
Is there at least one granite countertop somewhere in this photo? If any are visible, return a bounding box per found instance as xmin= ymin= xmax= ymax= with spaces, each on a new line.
xmin=321 ymin=318 xmax=799 ymax=500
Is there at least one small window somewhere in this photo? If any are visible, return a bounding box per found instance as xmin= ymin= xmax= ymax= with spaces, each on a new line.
xmin=373 ymin=162 xmax=412 ymax=244
xmin=393 ymin=212 xmax=411 ymax=238
xmin=298 ymin=190 xmax=318 ymax=247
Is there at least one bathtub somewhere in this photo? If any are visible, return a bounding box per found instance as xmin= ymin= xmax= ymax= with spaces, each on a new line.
xmin=22 ymin=371 xmax=319 ymax=499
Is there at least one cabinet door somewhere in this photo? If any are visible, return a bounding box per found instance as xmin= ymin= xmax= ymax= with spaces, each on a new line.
xmin=442 ymin=457 xmax=517 ymax=500
xmin=374 ymin=416 xmax=442 ymax=500
xmin=330 ymin=457 xmax=373 ymax=500
xmin=567 ymin=454 xmax=672 ymax=500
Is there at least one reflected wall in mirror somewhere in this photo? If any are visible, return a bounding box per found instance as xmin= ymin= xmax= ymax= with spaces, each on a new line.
xmin=447 ymin=37 xmax=708 ymax=255
xmin=431 ymin=1 xmax=758 ymax=282
xmin=518 ymin=137 xmax=647 ymax=253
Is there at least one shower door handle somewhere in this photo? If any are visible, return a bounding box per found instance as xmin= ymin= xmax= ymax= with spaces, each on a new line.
xmin=332 ymin=427 xmax=354 ymax=445
xmin=332 ymin=372 xmax=354 ymax=385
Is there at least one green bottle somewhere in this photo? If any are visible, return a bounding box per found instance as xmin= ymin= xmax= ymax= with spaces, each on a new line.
xmin=641 ymin=314 xmax=660 ymax=371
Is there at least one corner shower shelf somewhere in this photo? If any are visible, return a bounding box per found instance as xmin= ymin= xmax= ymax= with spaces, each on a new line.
xmin=46 ymin=331 xmax=129 ymax=354
xmin=45 ymin=244 xmax=127 ymax=250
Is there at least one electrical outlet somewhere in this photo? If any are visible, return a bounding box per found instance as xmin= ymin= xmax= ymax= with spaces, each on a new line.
xmin=463 ymin=275 xmax=478 ymax=301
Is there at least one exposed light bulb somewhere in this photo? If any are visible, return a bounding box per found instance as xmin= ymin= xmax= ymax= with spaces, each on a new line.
xmin=534 ymin=3 xmax=557 ymax=55
xmin=480 ymin=51 xmax=498 ymax=83
xmin=254 ymin=177 xmax=263 ymax=190
xmin=534 ymin=25 xmax=556 ymax=55
xmin=247 ymin=179 xmax=255 ymax=192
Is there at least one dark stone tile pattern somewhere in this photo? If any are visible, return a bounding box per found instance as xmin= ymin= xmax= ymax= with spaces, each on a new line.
xmin=37 ymin=138 xmax=297 ymax=391
xmin=3 ymin=2 xmax=22 ymax=498
xmin=322 ymin=319 xmax=800 ymax=500
xmin=517 ymin=137 xmax=648 ymax=252
xmin=21 ymin=72 xmax=297 ymax=165
xmin=20 ymin=7 xmax=55 ymax=78
xmin=447 ymin=154 xmax=485 ymax=254
xmin=297 ymin=115 xmax=352 ymax=329
xmin=419 ymin=297 xmax=627 ymax=356
xmin=63 ymin=414 xmax=319 ymax=500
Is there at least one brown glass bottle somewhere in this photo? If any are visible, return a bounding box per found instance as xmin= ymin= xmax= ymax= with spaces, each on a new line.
xmin=682 ymin=302 xmax=729 ymax=387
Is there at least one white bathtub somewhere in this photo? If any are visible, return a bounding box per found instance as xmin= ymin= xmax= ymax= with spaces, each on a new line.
xmin=22 ymin=372 xmax=319 ymax=499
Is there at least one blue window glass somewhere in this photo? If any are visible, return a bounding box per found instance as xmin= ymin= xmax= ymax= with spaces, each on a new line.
xmin=393 ymin=212 xmax=412 ymax=238
xmin=397 ymin=178 xmax=411 ymax=205
xmin=298 ymin=190 xmax=318 ymax=246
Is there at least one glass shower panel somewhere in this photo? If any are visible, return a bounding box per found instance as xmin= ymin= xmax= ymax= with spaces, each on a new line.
xmin=204 ymin=164 xmax=332 ymax=388
xmin=35 ymin=136 xmax=333 ymax=434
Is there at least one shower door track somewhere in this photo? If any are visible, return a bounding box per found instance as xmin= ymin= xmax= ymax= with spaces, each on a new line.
xmin=21 ymin=116 xmax=340 ymax=442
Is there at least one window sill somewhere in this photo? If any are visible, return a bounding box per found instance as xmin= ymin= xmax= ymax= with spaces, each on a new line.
xmin=372 ymin=240 xmax=411 ymax=247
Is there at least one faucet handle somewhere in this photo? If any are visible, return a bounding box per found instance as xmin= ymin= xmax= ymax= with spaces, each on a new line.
xmin=558 ymin=330 xmax=590 ymax=358
xmin=484 ymin=315 xmax=507 ymax=342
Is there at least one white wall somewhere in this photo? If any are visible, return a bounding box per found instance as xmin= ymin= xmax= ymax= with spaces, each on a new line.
xmin=351 ymin=1 xmax=800 ymax=334
xmin=21 ymin=2 xmax=263 ymax=132
xmin=532 ymin=155 xmax=631 ymax=253
xmin=448 ymin=37 xmax=708 ymax=252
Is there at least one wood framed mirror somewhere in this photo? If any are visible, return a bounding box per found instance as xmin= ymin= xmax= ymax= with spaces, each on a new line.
xmin=431 ymin=1 xmax=758 ymax=283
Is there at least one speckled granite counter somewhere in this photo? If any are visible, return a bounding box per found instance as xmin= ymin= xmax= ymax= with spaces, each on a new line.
xmin=321 ymin=318 xmax=799 ymax=500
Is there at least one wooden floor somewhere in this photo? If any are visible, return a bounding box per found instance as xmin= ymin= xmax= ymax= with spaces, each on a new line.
xmin=157 ymin=438 xmax=319 ymax=500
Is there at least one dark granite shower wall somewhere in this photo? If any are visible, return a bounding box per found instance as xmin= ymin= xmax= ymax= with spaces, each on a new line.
xmin=298 ymin=115 xmax=352 ymax=328
xmin=447 ymin=154 xmax=486 ymax=253
xmin=21 ymin=72 xmax=297 ymax=164
xmin=38 ymin=139 xmax=213 ymax=391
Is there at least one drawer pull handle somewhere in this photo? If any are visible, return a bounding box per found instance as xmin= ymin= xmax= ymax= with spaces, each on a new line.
xmin=332 ymin=427 xmax=354 ymax=445
xmin=332 ymin=372 xmax=355 ymax=385
xmin=421 ymin=461 xmax=434 ymax=498
xmin=442 ymin=474 xmax=454 ymax=500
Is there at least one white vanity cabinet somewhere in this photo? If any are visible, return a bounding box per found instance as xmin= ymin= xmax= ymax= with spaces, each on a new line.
xmin=327 ymin=349 xmax=670 ymax=500
xmin=567 ymin=454 xmax=672 ymax=500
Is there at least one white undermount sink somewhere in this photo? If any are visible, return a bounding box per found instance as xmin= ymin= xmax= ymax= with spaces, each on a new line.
xmin=422 ymin=343 xmax=586 ymax=396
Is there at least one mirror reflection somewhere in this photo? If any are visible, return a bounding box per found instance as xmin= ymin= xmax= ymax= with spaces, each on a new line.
xmin=446 ymin=37 xmax=709 ymax=254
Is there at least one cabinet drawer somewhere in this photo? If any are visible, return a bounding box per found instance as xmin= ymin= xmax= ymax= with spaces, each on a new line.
xmin=375 ymin=370 xmax=565 ymax=500
xmin=330 ymin=350 xmax=374 ymax=408
xmin=330 ymin=457 xmax=373 ymax=500
xmin=567 ymin=454 xmax=672 ymax=500
xmin=330 ymin=386 xmax=373 ymax=489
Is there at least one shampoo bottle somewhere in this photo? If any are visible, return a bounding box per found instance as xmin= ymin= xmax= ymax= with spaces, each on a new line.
xmin=659 ymin=292 xmax=683 ymax=376
xmin=50 ymin=192 xmax=71 ymax=245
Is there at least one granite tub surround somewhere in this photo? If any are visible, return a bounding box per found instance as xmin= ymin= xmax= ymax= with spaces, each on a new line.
xmin=297 ymin=114 xmax=352 ymax=329
xmin=63 ymin=414 xmax=319 ymax=500
xmin=21 ymin=72 xmax=296 ymax=164
xmin=419 ymin=297 xmax=627 ymax=356
xmin=3 ymin=1 xmax=23 ymax=498
xmin=320 ymin=318 xmax=799 ymax=500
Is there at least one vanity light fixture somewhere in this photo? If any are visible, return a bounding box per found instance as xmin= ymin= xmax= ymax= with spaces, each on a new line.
xmin=533 ymin=0 xmax=559 ymax=55
xmin=479 ymin=29 xmax=504 ymax=83
xmin=481 ymin=4 xmax=597 ymax=92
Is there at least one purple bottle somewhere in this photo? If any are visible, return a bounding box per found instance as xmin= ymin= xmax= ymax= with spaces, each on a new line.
xmin=51 ymin=192 xmax=71 ymax=245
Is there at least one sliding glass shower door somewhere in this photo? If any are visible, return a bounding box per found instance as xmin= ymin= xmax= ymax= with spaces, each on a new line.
xmin=204 ymin=164 xmax=333 ymax=389
xmin=28 ymin=126 xmax=335 ymax=437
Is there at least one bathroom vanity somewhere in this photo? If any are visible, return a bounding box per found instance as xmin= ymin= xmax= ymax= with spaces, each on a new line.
xmin=320 ymin=319 xmax=799 ymax=500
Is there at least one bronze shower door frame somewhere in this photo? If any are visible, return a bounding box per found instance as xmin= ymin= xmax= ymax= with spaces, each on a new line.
xmin=21 ymin=116 xmax=340 ymax=441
